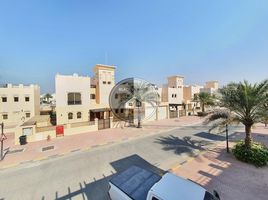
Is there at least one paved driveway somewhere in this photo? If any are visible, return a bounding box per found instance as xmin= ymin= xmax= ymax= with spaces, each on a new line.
xmin=174 ymin=126 xmax=268 ymax=200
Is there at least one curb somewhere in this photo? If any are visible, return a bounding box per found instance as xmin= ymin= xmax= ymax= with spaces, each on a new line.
xmin=0 ymin=119 xmax=204 ymax=171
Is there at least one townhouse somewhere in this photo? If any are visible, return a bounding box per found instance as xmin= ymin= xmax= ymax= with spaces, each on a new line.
xmin=55 ymin=64 xmax=115 ymax=129
xmin=160 ymin=75 xmax=185 ymax=118
xmin=0 ymin=84 xmax=40 ymax=127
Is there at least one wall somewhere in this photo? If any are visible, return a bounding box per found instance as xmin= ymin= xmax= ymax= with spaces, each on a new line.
xmin=55 ymin=74 xmax=91 ymax=125
xmin=157 ymin=106 xmax=168 ymax=120
xmin=14 ymin=122 xmax=98 ymax=145
xmin=0 ymin=84 xmax=40 ymax=127
xmin=93 ymin=65 xmax=116 ymax=106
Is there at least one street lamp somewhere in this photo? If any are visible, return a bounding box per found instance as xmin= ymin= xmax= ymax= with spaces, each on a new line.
xmin=226 ymin=124 xmax=229 ymax=153
xmin=136 ymin=99 xmax=142 ymax=128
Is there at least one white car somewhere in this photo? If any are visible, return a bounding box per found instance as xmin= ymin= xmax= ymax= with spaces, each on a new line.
xmin=108 ymin=165 xmax=220 ymax=200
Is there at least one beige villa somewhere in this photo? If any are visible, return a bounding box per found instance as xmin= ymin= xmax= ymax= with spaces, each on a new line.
xmin=10 ymin=64 xmax=219 ymax=145
xmin=200 ymin=81 xmax=219 ymax=94
xmin=56 ymin=64 xmax=115 ymax=127
xmin=0 ymin=84 xmax=40 ymax=128
xmin=160 ymin=75 xmax=185 ymax=118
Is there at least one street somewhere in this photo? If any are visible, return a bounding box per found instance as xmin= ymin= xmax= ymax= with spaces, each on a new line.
xmin=0 ymin=125 xmax=237 ymax=200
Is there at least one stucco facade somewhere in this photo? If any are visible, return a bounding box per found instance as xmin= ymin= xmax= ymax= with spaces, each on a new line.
xmin=55 ymin=64 xmax=116 ymax=125
xmin=0 ymin=84 xmax=40 ymax=127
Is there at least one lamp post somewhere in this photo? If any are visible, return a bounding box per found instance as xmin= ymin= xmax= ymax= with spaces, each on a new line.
xmin=226 ymin=124 xmax=229 ymax=153
xmin=1 ymin=122 xmax=4 ymax=160
xmin=136 ymin=99 xmax=142 ymax=128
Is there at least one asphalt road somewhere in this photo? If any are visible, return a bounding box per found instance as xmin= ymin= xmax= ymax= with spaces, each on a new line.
xmin=0 ymin=125 xmax=240 ymax=200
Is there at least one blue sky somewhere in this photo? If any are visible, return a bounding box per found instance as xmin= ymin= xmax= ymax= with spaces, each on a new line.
xmin=1 ymin=0 xmax=268 ymax=93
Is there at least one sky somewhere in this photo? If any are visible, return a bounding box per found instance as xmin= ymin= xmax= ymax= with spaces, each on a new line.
xmin=1 ymin=0 xmax=268 ymax=93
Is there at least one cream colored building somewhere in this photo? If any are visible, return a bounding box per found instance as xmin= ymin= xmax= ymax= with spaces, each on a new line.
xmin=160 ymin=75 xmax=185 ymax=117
xmin=56 ymin=64 xmax=115 ymax=126
xmin=200 ymin=81 xmax=219 ymax=94
xmin=183 ymin=84 xmax=203 ymax=113
xmin=0 ymin=84 xmax=40 ymax=127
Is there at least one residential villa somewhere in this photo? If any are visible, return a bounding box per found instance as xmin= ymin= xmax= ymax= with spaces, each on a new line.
xmin=183 ymin=84 xmax=204 ymax=113
xmin=55 ymin=64 xmax=115 ymax=127
xmin=3 ymin=64 xmax=219 ymax=145
xmin=0 ymin=84 xmax=40 ymax=128
xmin=200 ymin=81 xmax=219 ymax=94
xmin=160 ymin=75 xmax=185 ymax=118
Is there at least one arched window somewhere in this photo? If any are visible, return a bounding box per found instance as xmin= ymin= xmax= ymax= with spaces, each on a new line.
xmin=77 ymin=112 xmax=82 ymax=119
xmin=68 ymin=112 xmax=73 ymax=120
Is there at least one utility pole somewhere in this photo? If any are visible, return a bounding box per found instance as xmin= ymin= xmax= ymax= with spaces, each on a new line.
xmin=1 ymin=122 xmax=4 ymax=160
xmin=226 ymin=124 xmax=229 ymax=153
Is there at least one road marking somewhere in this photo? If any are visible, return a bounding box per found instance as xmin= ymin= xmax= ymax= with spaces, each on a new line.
xmin=34 ymin=156 xmax=48 ymax=161
xmin=59 ymin=151 xmax=71 ymax=156
xmin=83 ymin=147 xmax=91 ymax=152
xmin=171 ymin=164 xmax=182 ymax=171
xmin=187 ymin=157 xmax=195 ymax=162
xmin=0 ymin=163 xmax=19 ymax=169
xmin=99 ymin=142 xmax=108 ymax=146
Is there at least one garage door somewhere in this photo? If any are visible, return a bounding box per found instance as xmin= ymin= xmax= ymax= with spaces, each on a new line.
xmin=158 ymin=106 xmax=167 ymax=120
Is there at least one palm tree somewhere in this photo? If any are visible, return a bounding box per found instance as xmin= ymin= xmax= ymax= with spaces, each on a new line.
xmin=110 ymin=78 xmax=159 ymax=128
xmin=132 ymin=80 xmax=160 ymax=127
xmin=44 ymin=93 xmax=53 ymax=103
xmin=204 ymin=109 xmax=240 ymax=152
xmin=206 ymin=80 xmax=268 ymax=147
xmin=261 ymin=102 xmax=268 ymax=127
xmin=195 ymin=92 xmax=215 ymax=112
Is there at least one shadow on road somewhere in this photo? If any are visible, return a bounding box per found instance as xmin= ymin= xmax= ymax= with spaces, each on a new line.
xmin=52 ymin=154 xmax=165 ymax=200
xmin=194 ymin=132 xmax=225 ymax=141
xmin=155 ymin=135 xmax=212 ymax=156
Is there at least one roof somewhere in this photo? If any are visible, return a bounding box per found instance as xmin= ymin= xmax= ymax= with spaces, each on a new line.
xmin=167 ymin=75 xmax=184 ymax=79
xmin=110 ymin=166 xmax=161 ymax=200
xmin=21 ymin=115 xmax=50 ymax=127
xmin=93 ymin=64 xmax=116 ymax=72
xmin=150 ymin=173 xmax=206 ymax=200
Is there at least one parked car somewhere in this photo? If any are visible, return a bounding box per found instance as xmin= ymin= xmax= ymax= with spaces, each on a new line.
xmin=108 ymin=165 xmax=220 ymax=200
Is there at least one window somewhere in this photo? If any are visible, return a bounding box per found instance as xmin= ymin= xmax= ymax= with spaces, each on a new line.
xmin=90 ymin=94 xmax=96 ymax=100
xmin=175 ymin=94 xmax=177 ymax=98
xmin=25 ymin=96 xmax=30 ymax=102
xmin=77 ymin=112 xmax=82 ymax=119
xmin=26 ymin=113 xmax=31 ymax=118
xmin=68 ymin=112 xmax=73 ymax=120
xmin=2 ymin=114 xmax=8 ymax=120
xmin=67 ymin=93 xmax=81 ymax=105
xmin=115 ymin=93 xmax=119 ymax=99
xmin=103 ymin=81 xmax=106 ymax=84
xmin=1 ymin=97 xmax=7 ymax=102
xmin=14 ymin=96 xmax=19 ymax=102
xmin=107 ymin=81 xmax=111 ymax=84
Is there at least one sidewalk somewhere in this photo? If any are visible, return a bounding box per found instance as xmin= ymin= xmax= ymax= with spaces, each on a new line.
xmin=0 ymin=116 xmax=202 ymax=170
xmin=172 ymin=126 xmax=268 ymax=200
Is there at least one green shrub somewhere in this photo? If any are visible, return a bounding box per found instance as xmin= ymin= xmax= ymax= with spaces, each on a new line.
xmin=232 ymin=141 xmax=268 ymax=167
